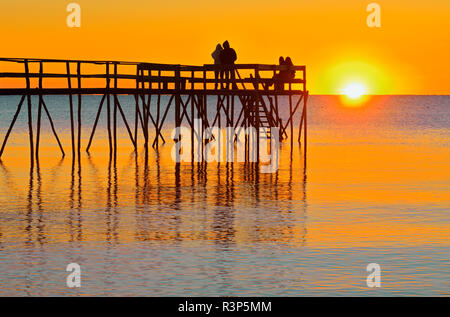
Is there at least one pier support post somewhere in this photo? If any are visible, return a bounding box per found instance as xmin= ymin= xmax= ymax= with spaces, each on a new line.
xmin=175 ymin=66 xmax=181 ymax=134
xmin=113 ymin=63 xmax=118 ymax=159
xmin=35 ymin=84 xmax=42 ymax=160
xmin=24 ymin=60 xmax=34 ymax=165
xmin=106 ymin=62 xmax=113 ymax=157
xmin=66 ymin=62 xmax=76 ymax=158
xmin=86 ymin=94 xmax=106 ymax=152
xmin=134 ymin=66 xmax=140 ymax=149
xmin=289 ymin=94 xmax=293 ymax=155
xmin=77 ymin=62 xmax=82 ymax=158
xmin=35 ymin=61 xmax=44 ymax=160
xmin=42 ymin=99 xmax=65 ymax=157
xmin=0 ymin=95 xmax=25 ymax=159
xmin=303 ymin=92 xmax=308 ymax=158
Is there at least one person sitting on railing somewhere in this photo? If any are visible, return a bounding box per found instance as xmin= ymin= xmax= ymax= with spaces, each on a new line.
xmin=219 ymin=40 xmax=237 ymax=89
xmin=211 ymin=43 xmax=223 ymax=89
xmin=272 ymin=56 xmax=296 ymax=91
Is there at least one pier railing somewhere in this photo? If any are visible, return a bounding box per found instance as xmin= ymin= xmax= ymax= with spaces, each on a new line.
xmin=0 ymin=58 xmax=306 ymax=94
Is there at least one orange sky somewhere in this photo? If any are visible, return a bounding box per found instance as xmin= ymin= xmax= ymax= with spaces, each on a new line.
xmin=0 ymin=0 xmax=449 ymax=94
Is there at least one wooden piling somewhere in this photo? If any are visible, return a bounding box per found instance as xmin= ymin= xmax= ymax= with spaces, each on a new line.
xmin=304 ymin=92 xmax=308 ymax=158
xmin=113 ymin=63 xmax=118 ymax=159
xmin=0 ymin=95 xmax=25 ymax=158
xmin=35 ymin=61 xmax=43 ymax=160
xmin=66 ymin=62 xmax=76 ymax=158
xmin=24 ymin=60 xmax=34 ymax=165
xmin=115 ymin=96 xmax=136 ymax=148
xmin=77 ymin=62 xmax=82 ymax=157
xmin=175 ymin=66 xmax=181 ymax=131
xmin=106 ymin=62 xmax=113 ymax=156
xmin=41 ymin=99 xmax=65 ymax=157
xmin=86 ymin=94 xmax=106 ymax=152
xmin=289 ymin=94 xmax=293 ymax=154
xmin=134 ymin=66 xmax=139 ymax=149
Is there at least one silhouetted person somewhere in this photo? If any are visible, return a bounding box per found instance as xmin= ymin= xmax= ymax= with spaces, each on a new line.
xmin=211 ymin=43 xmax=223 ymax=89
xmin=272 ymin=56 xmax=296 ymax=91
xmin=273 ymin=56 xmax=286 ymax=91
xmin=219 ymin=40 xmax=237 ymax=89
xmin=284 ymin=56 xmax=295 ymax=80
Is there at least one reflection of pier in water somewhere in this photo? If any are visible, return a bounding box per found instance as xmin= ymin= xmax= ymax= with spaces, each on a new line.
xmin=0 ymin=148 xmax=307 ymax=247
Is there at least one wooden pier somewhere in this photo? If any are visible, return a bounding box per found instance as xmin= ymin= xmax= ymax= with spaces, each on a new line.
xmin=0 ymin=57 xmax=308 ymax=164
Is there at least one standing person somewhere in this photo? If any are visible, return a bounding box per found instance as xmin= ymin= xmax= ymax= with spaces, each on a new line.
xmin=211 ymin=43 xmax=223 ymax=89
xmin=284 ymin=56 xmax=296 ymax=80
xmin=273 ymin=56 xmax=286 ymax=91
xmin=219 ymin=40 xmax=237 ymax=89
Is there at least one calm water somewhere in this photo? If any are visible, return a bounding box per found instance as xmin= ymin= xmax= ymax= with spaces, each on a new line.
xmin=0 ymin=95 xmax=448 ymax=296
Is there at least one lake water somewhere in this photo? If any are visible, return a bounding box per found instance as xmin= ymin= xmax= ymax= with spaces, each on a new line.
xmin=0 ymin=95 xmax=448 ymax=296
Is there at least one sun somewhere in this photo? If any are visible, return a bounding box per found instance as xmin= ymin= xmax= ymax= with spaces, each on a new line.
xmin=342 ymin=83 xmax=366 ymax=99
